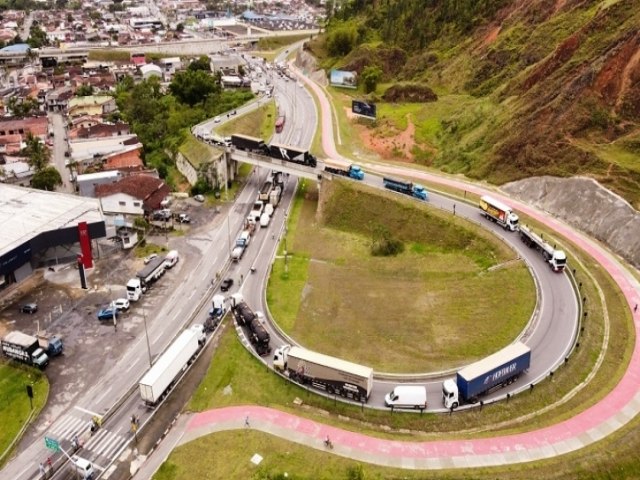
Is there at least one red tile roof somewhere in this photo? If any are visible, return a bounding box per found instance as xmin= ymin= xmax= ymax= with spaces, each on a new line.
xmin=95 ymin=174 xmax=170 ymax=211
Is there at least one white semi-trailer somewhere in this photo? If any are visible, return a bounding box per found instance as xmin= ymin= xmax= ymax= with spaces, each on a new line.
xmin=139 ymin=329 xmax=200 ymax=406
xmin=273 ymin=345 xmax=373 ymax=402
xmin=479 ymin=195 xmax=519 ymax=231
xmin=519 ymin=225 xmax=567 ymax=272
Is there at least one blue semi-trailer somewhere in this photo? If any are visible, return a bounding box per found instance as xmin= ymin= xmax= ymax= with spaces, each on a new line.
xmin=442 ymin=341 xmax=531 ymax=409
xmin=382 ymin=177 xmax=428 ymax=201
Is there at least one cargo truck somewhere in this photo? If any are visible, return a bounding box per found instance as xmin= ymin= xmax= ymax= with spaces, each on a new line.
xmin=139 ymin=329 xmax=200 ymax=406
xmin=325 ymin=164 xmax=364 ymax=180
xmin=519 ymin=225 xmax=567 ymax=272
xmin=384 ymin=385 xmax=428 ymax=410
xmin=1 ymin=331 xmax=49 ymax=369
xmin=442 ymin=341 xmax=531 ymax=409
xmin=230 ymin=134 xmax=269 ymax=155
xmin=269 ymin=186 xmax=282 ymax=206
xmin=382 ymin=177 xmax=428 ymax=201
xmin=258 ymin=181 xmax=273 ymax=202
xmin=250 ymin=200 xmax=264 ymax=221
xmin=36 ymin=333 xmax=64 ymax=357
xmin=273 ymin=345 xmax=373 ymax=402
xmin=230 ymin=294 xmax=271 ymax=356
xmin=127 ymin=256 xmax=167 ymax=301
xmin=267 ymin=142 xmax=317 ymax=168
xmin=479 ymin=195 xmax=519 ymax=231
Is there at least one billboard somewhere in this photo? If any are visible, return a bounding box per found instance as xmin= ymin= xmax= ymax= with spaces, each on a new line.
xmin=330 ymin=69 xmax=358 ymax=89
xmin=352 ymin=100 xmax=377 ymax=119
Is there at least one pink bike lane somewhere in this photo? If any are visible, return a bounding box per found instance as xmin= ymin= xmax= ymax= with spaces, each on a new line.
xmin=178 ymin=72 xmax=640 ymax=470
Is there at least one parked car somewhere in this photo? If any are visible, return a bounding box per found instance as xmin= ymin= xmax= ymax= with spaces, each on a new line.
xmin=144 ymin=253 xmax=158 ymax=265
xmin=194 ymin=194 xmax=205 ymax=203
xmin=220 ymin=278 xmax=234 ymax=292
xmin=20 ymin=303 xmax=38 ymax=314
xmin=97 ymin=307 xmax=119 ymax=321
xmin=214 ymin=116 xmax=221 ymax=123
xmin=178 ymin=213 xmax=191 ymax=224
xmin=112 ymin=298 xmax=130 ymax=311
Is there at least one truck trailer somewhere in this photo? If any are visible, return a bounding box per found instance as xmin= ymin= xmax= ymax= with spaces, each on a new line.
xmin=519 ymin=225 xmax=567 ymax=272
xmin=1 ymin=331 xmax=49 ymax=369
xmin=382 ymin=177 xmax=428 ymax=201
xmin=230 ymin=294 xmax=271 ymax=356
xmin=273 ymin=345 xmax=373 ymax=402
xmin=325 ymin=164 xmax=365 ymax=181
xmin=139 ymin=329 xmax=200 ymax=406
xmin=230 ymin=134 xmax=268 ymax=155
xmin=267 ymin=143 xmax=317 ymax=168
xmin=442 ymin=341 xmax=531 ymax=409
xmin=479 ymin=195 xmax=519 ymax=231
xmin=258 ymin=181 xmax=273 ymax=202
xmin=127 ymin=256 xmax=166 ymax=301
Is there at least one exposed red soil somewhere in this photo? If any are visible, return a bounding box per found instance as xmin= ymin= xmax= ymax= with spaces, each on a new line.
xmin=593 ymin=34 xmax=640 ymax=107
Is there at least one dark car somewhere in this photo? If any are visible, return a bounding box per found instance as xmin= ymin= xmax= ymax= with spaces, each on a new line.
xmin=97 ymin=307 xmax=119 ymax=321
xmin=220 ymin=278 xmax=234 ymax=292
xmin=20 ymin=303 xmax=38 ymax=314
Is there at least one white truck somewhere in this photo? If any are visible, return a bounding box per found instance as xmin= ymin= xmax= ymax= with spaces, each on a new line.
xmin=519 ymin=225 xmax=567 ymax=272
xmin=164 ymin=250 xmax=179 ymax=269
xmin=269 ymin=186 xmax=282 ymax=206
xmin=139 ymin=329 xmax=200 ymax=406
xmin=231 ymin=230 xmax=252 ymax=261
xmin=384 ymin=385 xmax=428 ymax=410
xmin=127 ymin=256 xmax=166 ymax=301
xmin=260 ymin=212 xmax=271 ymax=228
xmin=250 ymin=200 xmax=264 ymax=221
xmin=273 ymin=345 xmax=373 ymax=403
xmin=72 ymin=456 xmax=95 ymax=480
xmin=479 ymin=195 xmax=519 ymax=231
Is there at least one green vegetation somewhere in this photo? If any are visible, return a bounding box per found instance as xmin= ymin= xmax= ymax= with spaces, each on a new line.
xmin=87 ymin=50 xmax=131 ymax=62
xmin=217 ymin=101 xmax=277 ymax=141
xmin=266 ymin=179 xmax=533 ymax=372
xmin=0 ymin=364 xmax=48 ymax=467
xmin=134 ymin=243 xmax=168 ymax=259
xmin=178 ymin=135 xmax=220 ymax=169
xmin=256 ymin=33 xmax=313 ymax=51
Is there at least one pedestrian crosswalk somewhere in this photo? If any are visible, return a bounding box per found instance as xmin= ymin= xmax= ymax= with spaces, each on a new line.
xmin=47 ymin=414 xmax=128 ymax=460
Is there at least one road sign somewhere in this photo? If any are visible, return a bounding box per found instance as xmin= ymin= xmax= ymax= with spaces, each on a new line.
xmin=44 ymin=436 xmax=60 ymax=452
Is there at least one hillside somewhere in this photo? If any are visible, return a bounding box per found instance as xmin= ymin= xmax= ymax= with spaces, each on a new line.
xmin=309 ymin=0 xmax=640 ymax=207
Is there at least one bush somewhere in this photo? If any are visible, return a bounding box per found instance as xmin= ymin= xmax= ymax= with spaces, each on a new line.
xmin=191 ymin=178 xmax=212 ymax=196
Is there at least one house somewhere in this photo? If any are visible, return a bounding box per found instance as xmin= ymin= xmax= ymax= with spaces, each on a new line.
xmin=67 ymin=95 xmax=117 ymax=118
xmin=139 ymin=63 xmax=162 ymax=79
xmin=158 ymin=57 xmax=182 ymax=74
xmin=95 ymin=174 xmax=170 ymax=216
xmin=75 ymin=122 xmax=131 ymax=139
xmin=0 ymin=116 xmax=48 ymax=153
xmin=77 ymin=170 xmax=123 ymax=197
xmin=45 ymin=87 xmax=74 ymax=112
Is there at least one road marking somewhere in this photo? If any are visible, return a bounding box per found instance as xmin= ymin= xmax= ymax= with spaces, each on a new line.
xmin=125 ymin=357 xmax=140 ymax=373
xmin=74 ymin=406 xmax=102 ymax=417
xmin=94 ymin=385 xmax=113 ymax=404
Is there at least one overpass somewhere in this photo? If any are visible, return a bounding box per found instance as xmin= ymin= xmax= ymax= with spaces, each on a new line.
xmin=228 ymin=148 xmax=322 ymax=182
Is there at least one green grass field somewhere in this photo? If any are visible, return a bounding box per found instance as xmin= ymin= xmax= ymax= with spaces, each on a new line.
xmin=267 ymin=179 xmax=534 ymax=372
xmin=0 ymin=364 xmax=48 ymax=466
xmin=217 ymin=101 xmax=277 ymax=141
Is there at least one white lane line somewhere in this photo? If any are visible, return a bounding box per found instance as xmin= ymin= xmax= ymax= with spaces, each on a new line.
xmin=57 ymin=416 xmax=85 ymax=440
xmin=73 ymin=405 xmax=102 ymax=417
xmin=84 ymin=428 xmax=109 ymax=450
xmin=94 ymin=385 xmax=113 ymax=404
xmin=125 ymin=357 xmax=140 ymax=373
xmin=94 ymin=432 xmax=121 ymax=457
xmin=49 ymin=414 xmax=77 ymax=435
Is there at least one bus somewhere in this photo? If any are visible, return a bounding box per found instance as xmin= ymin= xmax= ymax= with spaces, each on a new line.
xmin=275 ymin=116 xmax=286 ymax=134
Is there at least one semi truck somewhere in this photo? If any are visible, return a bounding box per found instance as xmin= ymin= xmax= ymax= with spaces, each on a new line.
xmin=267 ymin=143 xmax=317 ymax=168
xmin=273 ymin=345 xmax=373 ymax=402
xmin=1 ymin=331 xmax=49 ymax=369
xmin=519 ymin=225 xmax=567 ymax=272
xmin=230 ymin=134 xmax=269 ymax=155
xmin=36 ymin=333 xmax=64 ymax=357
xmin=230 ymin=294 xmax=271 ymax=356
xmin=231 ymin=229 xmax=252 ymax=261
xmin=479 ymin=195 xmax=519 ymax=231
xmin=139 ymin=329 xmax=200 ymax=406
xmin=442 ymin=341 xmax=531 ymax=409
xmin=325 ymin=164 xmax=365 ymax=181
xmin=382 ymin=177 xmax=428 ymax=201
xmin=209 ymin=294 xmax=227 ymax=320
xmin=269 ymin=186 xmax=282 ymax=206
xmin=127 ymin=256 xmax=167 ymax=301
xmin=258 ymin=182 xmax=273 ymax=202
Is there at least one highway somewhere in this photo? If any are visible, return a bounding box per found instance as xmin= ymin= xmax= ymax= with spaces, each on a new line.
xmin=2 ymin=47 xmax=582 ymax=479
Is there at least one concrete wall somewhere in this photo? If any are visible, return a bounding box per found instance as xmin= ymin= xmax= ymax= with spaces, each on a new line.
xmin=100 ymin=192 xmax=144 ymax=215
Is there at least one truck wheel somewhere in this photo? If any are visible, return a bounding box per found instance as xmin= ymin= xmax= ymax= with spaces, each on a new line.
xmin=327 ymin=386 xmax=334 ymax=395
xmin=452 ymin=402 xmax=458 ymax=409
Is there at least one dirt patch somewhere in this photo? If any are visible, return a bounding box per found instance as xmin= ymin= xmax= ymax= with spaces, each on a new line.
xmin=480 ymin=25 xmax=502 ymax=48
xmin=382 ymin=84 xmax=438 ymax=103
xmin=593 ymin=33 xmax=640 ymax=108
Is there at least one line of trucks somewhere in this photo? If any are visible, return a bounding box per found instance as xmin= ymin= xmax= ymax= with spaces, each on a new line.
xmin=126 ymin=250 xmax=179 ymax=301
xmin=231 ymin=133 xmax=318 ymax=168
xmin=230 ymin=294 xmax=271 ymax=356
xmin=272 ymin=341 xmax=531 ymax=409
xmin=1 ymin=331 xmax=64 ymax=369
xmin=479 ymin=195 xmax=566 ymax=272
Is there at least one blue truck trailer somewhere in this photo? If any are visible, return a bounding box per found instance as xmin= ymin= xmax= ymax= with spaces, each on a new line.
xmin=382 ymin=177 xmax=428 ymax=201
xmin=442 ymin=341 xmax=531 ymax=409
xmin=325 ymin=164 xmax=364 ymax=180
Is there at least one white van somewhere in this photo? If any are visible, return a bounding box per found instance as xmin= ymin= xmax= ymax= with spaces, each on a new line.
xmin=260 ymin=212 xmax=271 ymax=228
xmin=72 ymin=456 xmax=95 ymax=480
xmin=264 ymin=203 xmax=274 ymax=217
xmin=384 ymin=385 xmax=427 ymax=410
xmin=164 ymin=250 xmax=179 ymax=268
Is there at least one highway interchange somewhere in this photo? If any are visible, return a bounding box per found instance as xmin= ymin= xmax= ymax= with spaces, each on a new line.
xmin=3 ymin=46 xmax=624 ymax=479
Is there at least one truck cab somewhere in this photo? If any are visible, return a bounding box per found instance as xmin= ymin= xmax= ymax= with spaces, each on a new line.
xmin=348 ymin=165 xmax=364 ymax=180
xmin=72 ymin=455 xmax=95 ymax=480
xmin=272 ymin=345 xmax=289 ymax=370
xmin=442 ymin=379 xmax=459 ymax=409
xmin=31 ymin=348 xmax=49 ymax=369
xmin=126 ymin=278 xmax=142 ymax=301
xmin=412 ymin=185 xmax=428 ymax=201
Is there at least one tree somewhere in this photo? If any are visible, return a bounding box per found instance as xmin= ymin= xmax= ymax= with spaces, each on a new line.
xmin=7 ymin=96 xmax=39 ymax=118
xmin=187 ymin=55 xmax=211 ymax=72
xmin=31 ymin=166 xmax=62 ymax=191
xmin=169 ymin=70 xmax=219 ymax=106
xmin=22 ymin=133 xmax=51 ymax=171
xmin=361 ymin=65 xmax=382 ymax=94
xmin=176 ymin=23 xmax=185 ymax=32
xmin=76 ymin=84 xmax=94 ymax=97
xmin=27 ymin=25 xmax=49 ymax=48
xmin=327 ymin=26 xmax=357 ymax=56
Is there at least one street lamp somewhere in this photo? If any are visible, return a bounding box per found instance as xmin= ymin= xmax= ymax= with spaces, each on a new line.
xmin=142 ymin=306 xmax=152 ymax=367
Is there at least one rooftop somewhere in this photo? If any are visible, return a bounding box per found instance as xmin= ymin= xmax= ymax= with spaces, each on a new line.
xmin=0 ymin=184 xmax=103 ymax=255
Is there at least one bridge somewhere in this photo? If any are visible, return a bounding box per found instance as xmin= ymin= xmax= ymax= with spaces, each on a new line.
xmin=227 ymin=149 xmax=322 ymax=182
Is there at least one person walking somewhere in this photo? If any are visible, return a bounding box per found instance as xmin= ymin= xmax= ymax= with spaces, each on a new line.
xmin=245 ymin=415 xmax=250 ymax=428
